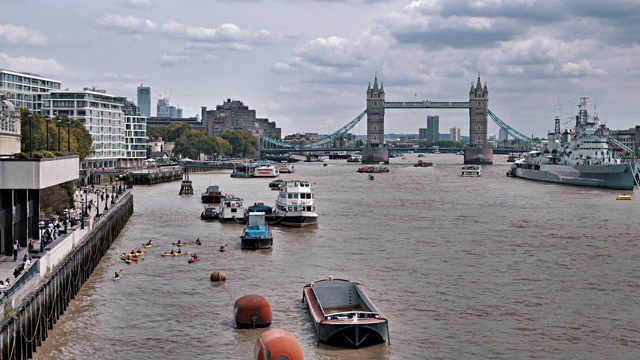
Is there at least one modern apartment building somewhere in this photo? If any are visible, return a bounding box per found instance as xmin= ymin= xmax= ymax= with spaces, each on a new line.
xmin=0 ymin=69 xmax=61 ymax=112
xmin=137 ymin=85 xmax=151 ymax=117
xmin=43 ymin=88 xmax=125 ymax=170
xmin=114 ymin=97 xmax=147 ymax=168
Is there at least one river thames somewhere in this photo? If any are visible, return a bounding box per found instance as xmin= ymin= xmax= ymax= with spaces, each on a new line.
xmin=32 ymin=154 xmax=640 ymax=360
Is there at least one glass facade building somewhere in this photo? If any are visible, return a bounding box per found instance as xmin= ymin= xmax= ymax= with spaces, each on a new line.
xmin=137 ymin=85 xmax=151 ymax=117
xmin=0 ymin=69 xmax=61 ymax=112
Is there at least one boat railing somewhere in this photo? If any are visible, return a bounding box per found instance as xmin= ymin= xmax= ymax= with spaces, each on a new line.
xmin=324 ymin=311 xmax=380 ymax=321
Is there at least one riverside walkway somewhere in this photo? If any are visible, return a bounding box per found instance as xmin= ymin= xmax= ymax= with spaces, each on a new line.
xmin=0 ymin=187 xmax=129 ymax=307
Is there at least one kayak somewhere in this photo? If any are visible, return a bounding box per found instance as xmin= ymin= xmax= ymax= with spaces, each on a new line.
xmin=113 ymin=276 xmax=121 ymax=282
xmin=172 ymin=242 xmax=184 ymax=247
xmin=161 ymin=252 xmax=190 ymax=257
xmin=144 ymin=244 xmax=153 ymax=248
xmin=195 ymin=239 xmax=202 ymax=245
xmin=188 ymin=257 xmax=200 ymax=264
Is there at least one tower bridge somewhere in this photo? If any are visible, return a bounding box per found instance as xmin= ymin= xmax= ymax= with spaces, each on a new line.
xmin=259 ymin=76 xmax=535 ymax=164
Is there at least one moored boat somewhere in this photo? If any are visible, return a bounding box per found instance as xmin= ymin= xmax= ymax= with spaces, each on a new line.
xmin=201 ymin=185 xmax=224 ymax=203
xmin=219 ymin=195 xmax=246 ymax=222
xmin=200 ymin=205 xmax=219 ymax=220
xmin=248 ymin=202 xmax=273 ymax=215
xmin=267 ymin=179 xmax=318 ymax=227
xmin=274 ymin=161 xmax=295 ymax=173
xmin=240 ymin=212 xmax=273 ymax=250
xmin=254 ymin=164 xmax=279 ymax=177
xmin=302 ymin=277 xmax=389 ymax=348
xmin=347 ymin=154 xmax=362 ymax=162
xmin=269 ymin=179 xmax=285 ymax=190
xmin=508 ymin=97 xmax=637 ymax=190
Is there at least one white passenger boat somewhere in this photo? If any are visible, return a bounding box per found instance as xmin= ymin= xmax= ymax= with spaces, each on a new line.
xmin=274 ymin=162 xmax=295 ymax=173
xmin=267 ymin=179 xmax=318 ymax=227
xmin=461 ymin=165 xmax=481 ymax=177
xmin=253 ymin=164 xmax=279 ymax=177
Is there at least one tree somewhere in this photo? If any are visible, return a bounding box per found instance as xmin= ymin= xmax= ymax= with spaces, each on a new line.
xmin=20 ymin=109 xmax=93 ymax=161
xmin=221 ymin=130 xmax=258 ymax=157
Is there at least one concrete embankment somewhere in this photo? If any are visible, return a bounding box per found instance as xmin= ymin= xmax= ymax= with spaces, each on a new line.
xmin=0 ymin=193 xmax=133 ymax=360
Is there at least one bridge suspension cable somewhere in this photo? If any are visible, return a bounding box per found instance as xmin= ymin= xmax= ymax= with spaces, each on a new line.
xmin=488 ymin=110 xmax=536 ymax=147
xmin=260 ymin=110 xmax=367 ymax=150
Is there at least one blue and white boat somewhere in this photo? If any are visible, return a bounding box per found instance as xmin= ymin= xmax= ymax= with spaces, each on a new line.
xmin=240 ymin=212 xmax=273 ymax=249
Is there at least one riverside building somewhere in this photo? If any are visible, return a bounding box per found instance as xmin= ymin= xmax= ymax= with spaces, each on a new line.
xmin=43 ymin=88 xmax=126 ymax=171
xmin=0 ymin=69 xmax=61 ymax=112
xmin=201 ymin=99 xmax=280 ymax=139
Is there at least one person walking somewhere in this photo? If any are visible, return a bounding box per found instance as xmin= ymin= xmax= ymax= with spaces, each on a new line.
xmin=13 ymin=240 xmax=19 ymax=262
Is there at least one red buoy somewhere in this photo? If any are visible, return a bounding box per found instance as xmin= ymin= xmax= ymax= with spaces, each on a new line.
xmin=234 ymin=295 xmax=272 ymax=328
xmin=254 ymin=329 xmax=304 ymax=360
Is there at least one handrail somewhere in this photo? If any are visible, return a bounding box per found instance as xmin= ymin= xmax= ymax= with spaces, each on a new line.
xmin=3 ymin=259 xmax=40 ymax=299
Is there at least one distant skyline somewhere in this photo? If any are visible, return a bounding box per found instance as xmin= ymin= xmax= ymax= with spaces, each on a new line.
xmin=2 ymin=0 xmax=639 ymax=138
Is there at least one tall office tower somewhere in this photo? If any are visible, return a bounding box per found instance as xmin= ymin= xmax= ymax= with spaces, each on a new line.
xmin=137 ymin=85 xmax=151 ymax=117
xmin=157 ymin=97 xmax=170 ymax=117
xmin=426 ymin=115 xmax=440 ymax=144
xmin=450 ymin=126 xmax=461 ymax=142
xmin=498 ymin=128 xmax=508 ymax=142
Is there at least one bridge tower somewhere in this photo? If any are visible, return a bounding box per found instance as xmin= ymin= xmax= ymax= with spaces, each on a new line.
xmin=362 ymin=76 xmax=389 ymax=164
xmin=465 ymin=76 xmax=493 ymax=164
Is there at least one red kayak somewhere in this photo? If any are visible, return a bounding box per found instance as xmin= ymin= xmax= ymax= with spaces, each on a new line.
xmin=188 ymin=257 xmax=199 ymax=264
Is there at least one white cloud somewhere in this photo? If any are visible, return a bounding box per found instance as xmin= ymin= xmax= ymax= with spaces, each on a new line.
xmin=159 ymin=53 xmax=189 ymax=67
xmin=0 ymin=52 xmax=64 ymax=76
xmin=95 ymin=14 xmax=157 ymax=33
xmin=0 ymin=24 xmax=46 ymax=46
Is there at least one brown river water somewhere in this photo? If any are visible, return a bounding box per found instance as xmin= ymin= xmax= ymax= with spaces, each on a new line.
xmin=32 ymin=154 xmax=640 ymax=360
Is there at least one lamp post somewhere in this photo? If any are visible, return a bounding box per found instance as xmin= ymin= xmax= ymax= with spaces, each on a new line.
xmin=45 ymin=114 xmax=51 ymax=151
xmin=57 ymin=115 xmax=62 ymax=151
xmin=28 ymin=111 xmax=34 ymax=157
xmin=63 ymin=208 xmax=69 ymax=232
xmin=67 ymin=117 xmax=71 ymax=152
xmin=38 ymin=220 xmax=46 ymax=252
xmin=104 ymin=185 xmax=109 ymax=211
xmin=96 ymin=190 xmax=101 ymax=218
xmin=80 ymin=199 xmax=85 ymax=229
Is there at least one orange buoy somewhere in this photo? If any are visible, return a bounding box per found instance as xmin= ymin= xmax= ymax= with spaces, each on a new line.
xmin=254 ymin=328 xmax=304 ymax=360
xmin=210 ymin=270 xmax=226 ymax=282
xmin=234 ymin=295 xmax=272 ymax=328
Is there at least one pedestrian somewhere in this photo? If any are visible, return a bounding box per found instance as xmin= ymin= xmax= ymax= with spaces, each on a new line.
xmin=13 ymin=240 xmax=19 ymax=262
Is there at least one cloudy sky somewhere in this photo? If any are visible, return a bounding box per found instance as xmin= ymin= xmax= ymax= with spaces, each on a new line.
xmin=2 ymin=0 xmax=639 ymax=138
